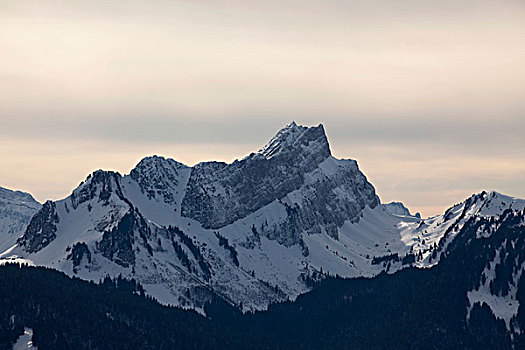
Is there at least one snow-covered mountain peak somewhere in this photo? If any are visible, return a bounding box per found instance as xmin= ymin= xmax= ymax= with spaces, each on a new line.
xmin=180 ymin=123 xmax=371 ymax=233
xmin=0 ymin=187 xmax=38 ymax=205
xmin=442 ymin=190 xmax=525 ymax=223
xmin=0 ymin=186 xmax=41 ymax=252
xmin=129 ymin=155 xmax=190 ymax=206
xmin=477 ymin=190 xmax=525 ymax=214
xmin=381 ymin=201 xmax=420 ymax=218
xmin=399 ymin=190 xmax=525 ymax=270
xmin=70 ymin=169 xmax=124 ymax=209
xmin=131 ymin=155 xmax=188 ymax=173
xmin=257 ymin=122 xmax=330 ymax=160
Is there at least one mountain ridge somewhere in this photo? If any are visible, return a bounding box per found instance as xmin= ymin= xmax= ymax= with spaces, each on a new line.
xmin=1 ymin=123 xmax=524 ymax=315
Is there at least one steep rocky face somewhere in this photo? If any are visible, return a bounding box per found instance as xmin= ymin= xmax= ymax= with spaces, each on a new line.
xmin=0 ymin=187 xmax=41 ymax=243
xmin=70 ymin=170 xmax=125 ymax=209
xmin=97 ymin=210 xmax=150 ymax=268
xmin=130 ymin=156 xmax=189 ymax=206
xmin=17 ymin=201 xmax=59 ymax=253
xmin=67 ymin=242 xmax=92 ymax=268
xmin=181 ymin=123 xmax=377 ymax=244
xmin=252 ymin=157 xmax=378 ymax=249
xmin=181 ymin=123 xmax=332 ymax=229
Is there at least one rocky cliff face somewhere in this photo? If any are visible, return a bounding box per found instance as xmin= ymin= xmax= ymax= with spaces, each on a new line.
xmin=181 ymin=122 xmax=378 ymax=247
xmin=70 ymin=170 xmax=126 ymax=209
xmin=181 ymin=123 xmax=335 ymax=228
xmin=17 ymin=201 xmax=58 ymax=253
xmin=130 ymin=156 xmax=189 ymax=206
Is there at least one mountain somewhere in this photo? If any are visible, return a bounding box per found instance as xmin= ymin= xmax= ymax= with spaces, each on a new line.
xmin=381 ymin=201 xmax=420 ymax=218
xmin=0 ymin=187 xmax=41 ymax=253
xmin=0 ymin=122 xmax=376 ymax=310
xmin=1 ymin=122 xmax=524 ymax=316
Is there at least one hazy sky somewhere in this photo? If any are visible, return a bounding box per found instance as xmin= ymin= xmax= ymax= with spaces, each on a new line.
xmin=1 ymin=0 xmax=524 ymax=217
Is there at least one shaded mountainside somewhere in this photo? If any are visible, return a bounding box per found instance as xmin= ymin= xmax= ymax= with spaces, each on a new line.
xmin=2 ymin=205 xmax=525 ymax=349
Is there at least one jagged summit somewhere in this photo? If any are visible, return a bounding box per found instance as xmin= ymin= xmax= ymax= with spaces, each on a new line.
xmin=180 ymin=122 xmax=373 ymax=232
xmin=129 ymin=155 xmax=189 ymax=206
xmin=126 ymin=123 xmax=330 ymax=176
xmin=443 ymin=190 xmax=525 ymax=220
xmin=257 ymin=122 xmax=330 ymax=160
xmin=132 ymin=155 xmax=188 ymax=170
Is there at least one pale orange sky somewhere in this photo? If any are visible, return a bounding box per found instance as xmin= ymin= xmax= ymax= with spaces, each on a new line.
xmin=1 ymin=1 xmax=524 ymax=217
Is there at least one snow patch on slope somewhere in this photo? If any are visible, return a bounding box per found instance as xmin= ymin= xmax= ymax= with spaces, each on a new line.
xmin=12 ymin=328 xmax=37 ymax=350
xmin=467 ymin=243 xmax=524 ymax=331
